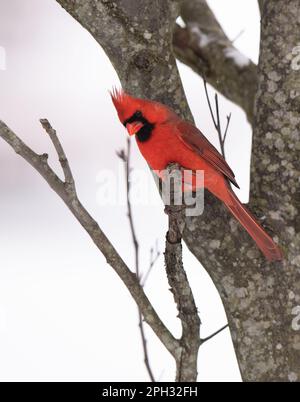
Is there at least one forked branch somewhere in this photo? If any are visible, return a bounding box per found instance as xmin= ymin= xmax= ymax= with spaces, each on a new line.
xmin=0 ymin=119 xmax=179 ymax=359
xmin=203 ymin=80 xmax=231 ymax=159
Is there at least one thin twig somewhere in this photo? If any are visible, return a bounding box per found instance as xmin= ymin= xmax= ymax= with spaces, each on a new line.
xmin=138 ymin=312 xmax=155 ymax=382
xmin=231 ymin=29 xmax=245 ymax=44
xmin=223 ymin=114 xmax=232 ymax=146
xmin=201 ymin=324 xmax=229 ymax=344
xmin=40 ymin=119 xmax=75 ymax=186
xmin=125 ymin=138 xmax=140 ymax=280
xmin=203 ymin=80 xmax=232 ymax=160
xmin=214 ymin=93 xmax=224 ymax=157
xmin=141 ymin=242 xmax=161 ymax=286
xmin=118 ymin=138 xmax=155 ymax=382
xmin=0 ymin=119 xmax=180 ymax=359
xmin=203 ymin=80 xmax=218 ymax=130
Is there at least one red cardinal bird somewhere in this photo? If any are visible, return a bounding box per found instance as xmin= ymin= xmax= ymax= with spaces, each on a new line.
xmin=111 ymin=88 xmax=283 ymax=261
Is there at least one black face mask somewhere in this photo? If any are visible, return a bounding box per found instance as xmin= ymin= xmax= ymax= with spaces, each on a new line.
xmin=123 ymin=111 xmax=155 ymax=142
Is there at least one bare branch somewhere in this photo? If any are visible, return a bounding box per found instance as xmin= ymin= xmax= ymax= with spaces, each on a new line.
xmin=0 ymin=119 xmax=180 ymax=358
xmin=231 ymin=29 xmax=245 ymax=44
xmin=214 ymin=93 xmax=223 ymax=155
xmin=223 ymin=113 xmax=232 ymax=146
xmin=138 ymin=315 xmax=155 ymax=382
xmin=0 ymin=121 xmax=65 ymax=193
xmin=124 ymin=139 xmax=140 ymax=279
xmin=141 ymin=242 xmax=161 ymax=286
xmin=201 ymin=324 xmax=229 ymax=344
xmin=203 ymin=80 xmax=218 ymax=130
xmin=40 ymin=119 xmax=75 ymax=187
xmin=164 ymin=163 xmax=201 ymax=382
xmin=203 ymin=80 xmax=232 ymax=159
xmin=118 ymin=138 xmax=155 ymax=382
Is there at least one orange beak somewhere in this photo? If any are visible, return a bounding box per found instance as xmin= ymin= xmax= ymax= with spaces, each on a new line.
xmin=126 ymin=122 xmax=144 ymax=136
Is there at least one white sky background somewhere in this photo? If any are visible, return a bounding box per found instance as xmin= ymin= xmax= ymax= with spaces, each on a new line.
xmin=0 ymin=0 xmax=260 ymax=382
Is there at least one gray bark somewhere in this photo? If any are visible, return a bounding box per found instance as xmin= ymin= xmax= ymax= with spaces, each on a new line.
xmin=174 ymin=0 xmax=257 ymax=124
xmin=164 ymin=163 xmax=201 ymax=382
xmin=184 ymin=0 xmax=300 ymax=381
xmin=56 ymin=0 xmax=192 ymax=120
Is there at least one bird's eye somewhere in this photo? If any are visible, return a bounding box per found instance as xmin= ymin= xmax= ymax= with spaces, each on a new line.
xmin=135 ymin=110 xmax=142 ymax=118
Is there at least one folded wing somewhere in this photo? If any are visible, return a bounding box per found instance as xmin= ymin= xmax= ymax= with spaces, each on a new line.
xmin=176 ymin=120 xmax=239 ymax=188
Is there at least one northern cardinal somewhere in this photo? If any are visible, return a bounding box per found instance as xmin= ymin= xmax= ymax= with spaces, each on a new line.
xmin=111 ymin=89 xmax=283 ymax=261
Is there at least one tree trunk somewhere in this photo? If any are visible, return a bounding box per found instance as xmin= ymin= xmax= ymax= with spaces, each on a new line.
xmin=184 ymin=0 xmax=300 ymax=381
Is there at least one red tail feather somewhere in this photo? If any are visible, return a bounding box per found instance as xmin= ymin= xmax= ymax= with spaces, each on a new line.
xmin=225 ymin=190 xmax=283 ymax=261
